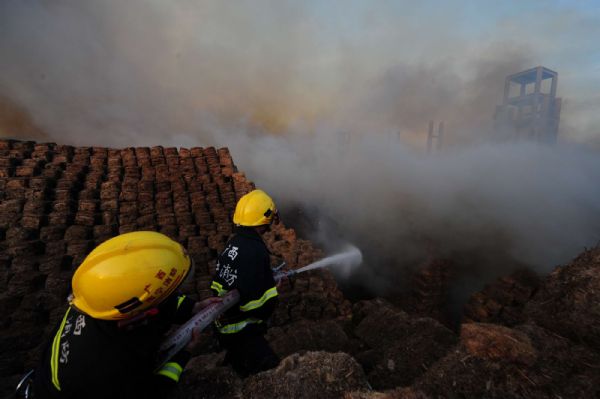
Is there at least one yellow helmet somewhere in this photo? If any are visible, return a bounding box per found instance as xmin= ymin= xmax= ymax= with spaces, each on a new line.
xmin=70 ymin=231 xmax=191 ymax=320
xmin=233 ymin=189 xmax=278 ymax=227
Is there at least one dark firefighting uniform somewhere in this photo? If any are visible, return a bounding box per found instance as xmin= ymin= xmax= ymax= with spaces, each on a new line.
xmin=33 ymin=294 xmax=194 ymax=399
xmin=210 ymin=226 xmax=279 ymax=376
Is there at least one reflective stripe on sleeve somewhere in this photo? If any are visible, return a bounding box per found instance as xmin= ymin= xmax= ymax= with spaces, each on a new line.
xmin=210 ymin=281 xmax=228 ymax=296
xmin=176 ymin=295 xmax=186 ymax=310
xmin=239 ymin=286 xmax=278 ymax=312
xmin=51 ymin=307 xmax=72 ymax=391
xmin=156 ymin=362 xmax=183 ymax=383
xmin=217 ymin=318 xmax=263 ymax=334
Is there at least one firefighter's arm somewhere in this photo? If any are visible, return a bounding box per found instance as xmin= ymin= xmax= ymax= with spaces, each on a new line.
xmin=239 ymin=290 xmax=278 ymax=322
xmin=154 ymin=300 xmax=195 ymax=388
xmin=172 ymin=294 xmax=195 ymax=324
xmin=153 ymin=349 xmax=191 ymax=393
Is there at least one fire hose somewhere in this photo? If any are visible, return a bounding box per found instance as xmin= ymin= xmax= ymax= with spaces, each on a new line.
xmin=155 ymin=245 xmax=361 ymax=369
xmin=155 ymin=267 xmax=295 ymax=368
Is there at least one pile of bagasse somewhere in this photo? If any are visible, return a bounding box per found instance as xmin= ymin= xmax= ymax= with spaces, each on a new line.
xmin=1 ymin=139 xmax=598 ymax=398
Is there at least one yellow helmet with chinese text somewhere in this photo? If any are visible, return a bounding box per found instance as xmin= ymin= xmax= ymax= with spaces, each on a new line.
xmin=70 ymin=231 xmax=191 ymax=320
xmin=233 ymin=189 xmax=278 ymax=226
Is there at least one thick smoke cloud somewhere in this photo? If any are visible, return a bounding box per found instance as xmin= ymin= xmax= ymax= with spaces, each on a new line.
xmin=229 ymin=130 xmax=600 ymax=295
xmin=1 ymin=1 xmax=599 ymax=295
xmin=6 ymin=1 xmax=599 ymax=145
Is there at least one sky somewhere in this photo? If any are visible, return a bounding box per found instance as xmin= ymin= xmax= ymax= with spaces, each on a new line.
xmin=1 ymin=0 xmax=599 ymax=294
xmin=1 ymin=0 xmax=599 ymax=146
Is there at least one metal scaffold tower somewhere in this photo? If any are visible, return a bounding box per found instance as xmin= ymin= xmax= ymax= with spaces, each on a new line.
xmin=493 ymin=66 xmax=561 ymax=144
xmin=427 ymin=120 xmax=444 ymax=154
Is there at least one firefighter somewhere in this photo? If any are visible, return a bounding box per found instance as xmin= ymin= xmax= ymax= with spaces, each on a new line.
xmin=210 ymin=189 xmax=281 ymax=377
xmin=31 ymin=231 xmax=220 ymax=399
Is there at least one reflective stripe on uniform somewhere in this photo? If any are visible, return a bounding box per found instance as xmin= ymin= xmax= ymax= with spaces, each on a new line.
xmin=156 ymin=361 xmax=183 ymax=382
xmin=210 ymin=281 xmax=228 ymax=296
xmin=51 ymin=307 xmax=72 ymax=391
xmin=217 ymin=318 xmax=263 ymax=334
xmin=176 ymin=295 xmax=186 ymax=310
xmin=239 ymin=286 xmax=278 ymax=312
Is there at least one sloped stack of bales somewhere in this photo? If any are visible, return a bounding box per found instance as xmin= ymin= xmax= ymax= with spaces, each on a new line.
xmin=0 ymin=139 xmax=351 ymax=396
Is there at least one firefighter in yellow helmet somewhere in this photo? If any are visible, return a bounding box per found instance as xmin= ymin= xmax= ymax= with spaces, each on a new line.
xmin=210 ymin=189 xmax=281 ymax=376
xmin=32 ymin=231 xmax=220 ymax=399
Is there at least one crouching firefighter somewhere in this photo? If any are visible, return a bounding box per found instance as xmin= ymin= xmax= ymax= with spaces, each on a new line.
xmin=29 ymin=231 xmax=219 ymax=399
xmin=211 ymin=189 xmax=281 ymax=377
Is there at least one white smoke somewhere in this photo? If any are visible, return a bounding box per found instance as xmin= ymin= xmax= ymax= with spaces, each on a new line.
xmin=229 ymin=129 xmax=600 ymax=287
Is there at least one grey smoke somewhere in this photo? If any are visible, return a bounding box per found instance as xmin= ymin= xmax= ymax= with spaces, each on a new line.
xmin=231 ymin=131 xmax=600 ymax=292
xmin=1 ymin=1 xmax=599 ymax=295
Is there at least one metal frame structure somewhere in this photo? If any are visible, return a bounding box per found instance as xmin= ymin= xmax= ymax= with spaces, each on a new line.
xmin=427 ymin=120 xmax=444 ymax=154
xmin=493 ymin=66 xmax=561 ymax=143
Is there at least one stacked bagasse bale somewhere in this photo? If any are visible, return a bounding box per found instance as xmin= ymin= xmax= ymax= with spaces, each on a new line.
xmin=0 ymin=139 xmax=351 ymax=397
xmin=463 ymin=269 xmax=540 ymax=327
xmin=409 ymin=258 xmax=454 ymax=326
